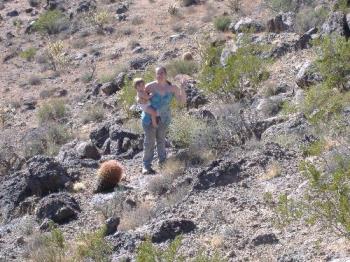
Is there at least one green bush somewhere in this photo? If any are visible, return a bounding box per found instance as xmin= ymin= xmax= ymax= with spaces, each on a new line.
xmin=75 ymin=227 xmax=112 ymax=262
xmin=45 ymin=124 xmax=72 ymax=156
xmin=37 ymin=99 xmax=68 ymax=124
xmin=136 ymin=236 xmax=226 ymax=262
xmin=333 ymin=0 xmax=350 ymax=12
xmin=301 ymin=36 xmax=350 ymax=124
xmin=166 ymin=60 xmax=198 ymax=77
xmin=295 ymin=6 xmax=329 ymax=33
xmin=81 ymin=104 xmax=105 ymax=124
xmin=213 ymin=16 xmax=231 ymax=32
xmin=274 ymin=158 xmax=350 ymax=237
xmin=169 ymin=111 xmax=207 ymax=148
xmin=19 ymin=47 xmax=37 ymax=61
xmin=33 ymin=10 xmax=69 ymax=34
xmin=199 ymin=40 xmax=270 ymax=98
xmin=264 ymin=0 xmax=299 ymax=12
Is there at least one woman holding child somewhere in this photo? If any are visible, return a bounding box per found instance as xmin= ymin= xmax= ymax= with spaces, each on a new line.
xmin=134 ymin=66 xmax=186 ymax=174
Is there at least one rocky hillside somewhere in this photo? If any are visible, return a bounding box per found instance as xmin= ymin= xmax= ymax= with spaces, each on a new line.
xmin=0 ymin=0 xmax=350 ymax=261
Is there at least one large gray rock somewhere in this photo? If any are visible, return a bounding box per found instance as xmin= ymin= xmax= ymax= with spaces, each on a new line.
xmin=90 ymin=124 xmax=110 ymax=148
xmin=36 ymin=192 xmax=80 ymax=224
xmin=101 ymin=72 xmax=125 ymax=96
xmin=296 ymin=61 xmax=323 ymax=88
xmin=232 ymin=17 xmax=265 ymax=33
xmin=76 ymin=141 xmax=100 ymax=160
xmin=266 ymin=12 xmax=295 ymax=33
xmin=321 ymin=11 xmax=350 ymax=37
xmin=151 ymin=219 xmax=196 ymax=243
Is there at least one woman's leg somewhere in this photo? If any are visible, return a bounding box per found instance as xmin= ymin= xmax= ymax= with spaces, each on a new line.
xmin=143 ymin=123 xmax=156 ymax=170
xmin=156 ymin=121 xmax=168 ymax=165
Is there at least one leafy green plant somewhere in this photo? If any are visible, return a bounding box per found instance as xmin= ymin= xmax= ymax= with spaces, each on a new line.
xmin=136 ymin=236 xmax=227 ymax=262
xmin=302 ymin=139 xmax=327 ymax=157
xmin=199 ymin=40 xmax=270 ymax=98
xmin=74 ymin=227 xmax=112 ymax=262
xmin=20 ymin=47 xmax=37 ymax=61
xmin=213 ymin=16 xmax=231 ymax=32
xmin=166 ymin=59 xmax=198 ymax=77
xmin=33 ymin=10 xmax=69 ymax=34
xmin=37 ymin=99 xmax=68 ymax=124
xmin=301 ymin=36 xmax=350 ymax=124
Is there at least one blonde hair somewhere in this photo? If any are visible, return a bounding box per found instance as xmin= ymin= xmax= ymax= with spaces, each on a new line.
xmin=133 ymin=78 xmax=145 ymax=89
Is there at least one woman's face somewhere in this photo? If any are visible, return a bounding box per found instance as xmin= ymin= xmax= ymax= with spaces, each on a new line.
xmin=156 ymin=68 xmax=166 ymax=83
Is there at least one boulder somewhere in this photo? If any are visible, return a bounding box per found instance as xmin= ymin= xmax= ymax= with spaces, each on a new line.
xmin=266 ymin=12 xmax=295 ymax=33
xmin=26 ymin=155 xmax=71 ymax=196
xmin=7 ymin=10 xmax=19 ymax=17
xmin=321 ymin=11 xmax=350 ymax=37
xmin=116 ymin=3 xmax=128 ymax=14
xmin=36 ymin=192 xmax=80 ymax=224
xmin=76 ymin=141 xmax=100 ymax=160
xmin=183 ymin=80 xmax=208 ymax=109
xmin=232 ymin=17 xmax=265 ymax=33
xmin=46 ymin=0 xmax=66 ymax=11
xmin=296 ymin=61 xmax=322 ymax=88
xmin=294 ymin=27 xmax=318 ymax=50
xmin=76 ymin=0 xmax=96 ymax=13
xmin=105 ymin=217 xmax=120 ymax=235
xmin=101 ymin=72 xmax=125 ymax=96
xmin=151 ymin=219 xmax=196 ymax=243
xmin=129 ymin=55 xmax=154 ymax=70
xmin=252 ymin=233 xmax=279 ymax=246
xmin=194 ymin=159 xmax=245 ymax=190
xmin=90 ymin=124 xmax=110 ymax=148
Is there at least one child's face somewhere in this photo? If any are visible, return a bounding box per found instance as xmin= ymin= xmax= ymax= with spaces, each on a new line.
xmin=136 ymin=82 xmax=145 ymax=92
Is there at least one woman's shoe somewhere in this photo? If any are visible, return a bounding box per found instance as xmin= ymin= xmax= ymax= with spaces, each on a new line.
xmin=142 ymin=167 xmax=156 ymax=175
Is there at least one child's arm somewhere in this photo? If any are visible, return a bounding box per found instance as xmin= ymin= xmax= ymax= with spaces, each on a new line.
xmin=138 ymin=91 xmax=152 ymax=100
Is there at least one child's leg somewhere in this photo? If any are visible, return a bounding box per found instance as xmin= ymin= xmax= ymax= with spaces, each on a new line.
xmin=144 ymin=106 xmax=158 ymax=127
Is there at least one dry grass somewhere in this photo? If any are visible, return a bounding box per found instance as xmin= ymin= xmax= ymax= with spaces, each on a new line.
xmin=261 ymin=162 xmax=282 ymax=180
xmin=119 ymin=202 xmax=154 ymax=231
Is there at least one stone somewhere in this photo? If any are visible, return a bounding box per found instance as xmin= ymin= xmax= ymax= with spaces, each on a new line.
xmin=220 ymin=40 xmax=238 ymax=66
xmin=76 ymin=0 xmax=96 ymax=13
xmin=26 ymin=155 xmax=71 ymax=196
xmin=294 ymin=27 xmax=318 ymax=50
xmin=22 ymin=98 xmax=37 ymax=110
xmin=183 ymin=80 xmax=208 ymax=108
xmin=182 ymin=52 xmax=193 ymax=61
xmin=7 ymin=10 xmax=19 ymax=17
xmin=101 ymin=82 xmax=119 ymax=96
xmin=266 ymin=12 xmax=295 ymax=33
xmin=194 ymin=159 xmax=245 ymax=190
xmin=132 ymin=46 xmax=145 ymax=54
xmin=252 ymin=233 xmax=278 ymax=246
xmin=36 ymin=193 xmax=80 ymax=224
xmin=116 ymin=3 xmax=128 ymax=14
xmin=151 ymin=219 xmax=196 ymax=243
xmin=129 ymin=55 xmax=154 ymax=70
xmin=76 ymin=141 xmax=100 ymax=160
xmin=90 ymin=124 xmax=110 ymax=148
xmin=321 ymin=11 xmax=350 ymax=37
xmin=296 ymin=61 xmax=322 ymax=88
xmin=105 ymin=217 xmax=120 ymax=235
xmin=232 ymin=17 xmax=265 ymax=33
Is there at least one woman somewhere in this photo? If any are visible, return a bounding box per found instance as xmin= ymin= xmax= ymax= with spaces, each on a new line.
xmin=141 ymin=66 xmax=186 ymax=174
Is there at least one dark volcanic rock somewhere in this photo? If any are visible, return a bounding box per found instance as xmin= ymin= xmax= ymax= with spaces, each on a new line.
xmin=76 ymin=0 xmax=96 ymax=13
xmin=7 ymin=10 xmax=19 ymax=17
xmin=194 ymin=159 xmax=245 ymax=190
xmin=116 ymin=3 xmax=128 ymax=14
xmin=231 ymin=17 xmax=265 ymax=33
xmin=151 ymin=219 xmax=196 ymax=243
xmin=76 ymin=141 xmax=100 ymax=160
xmin=183 ymin=80 xmax=208 ymax=109
xmin=129 ymin=55 xmax=154 ymax=70
xmin=90 ymin=124 xmax=110 ymax=148
xmin=105 ymin=217 xmax=120 ymax=235
xmin=252 ymin=233 xmax=279 ymax=246
xmin=321 ymin=11 xmax=350 ymax=37
xmin=26 ymin=155 xmax=71 ymax=196
xmin=266 ymin=12 xmax=295 ymax=33
xmin=36 ymin=192 xmax=80 ymax=224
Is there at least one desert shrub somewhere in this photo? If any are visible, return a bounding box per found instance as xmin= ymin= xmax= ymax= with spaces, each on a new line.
xmin=169 ymin=111 xmax=207 ymax=148
xmin=226 ymin=0 xmax=242 ymax=13
xmin=333 ymin=0 xmax=350 ymax=12
xmin=168 ymin=4 xmax=179 ymax=16
xmin=274 ymin=157 xmax=350 ymax=237
xmin=302 ymin=139 xmax=327 ymax=157
xmin=136 ymin=236 xmax=227 ymax=262
xmin=131 ymin=15 xmax=144 ymax=25
xmin=33 ymin=10 xmax=69 ymax=34
xmin=166 ymin=59 xmax=198 ymax=77
xmin=213 ymin=16 xmax=231 ymax=32
xmin=45 ymin=124 xmax=72 ymax=155
xmin=264 ymin=0 xmax=300 ymax=12
xmin=91 ymin=10 xmax=112 ymax=29
xmin=0 ymin=131 xmax=24 ymax=176
xmin=81 ymin=104 xmax=105 ymax=123
xmin=295 ymin=6 xmax=329 ymax=33
xmin=119 ymin=202 xmax=154 ymax=231
xmin=19 ymin=47 xmax=37 ymax=61
xmin=28 ymin=75 xmax=42 ymax=86
xmin=47 ymin=40 xmax=68 ymax=71
xmin=301 ymin=36 xmax=350 ymax=124
xmin=199 ymin=40 xmax=270 ymax=99
xmin=74 ymin=227 xmax=112 ymax=262
xmin=37 ymin=99 xmax=68 ymax=124
xmin=28 ymin=227 xmax=67 ymax=262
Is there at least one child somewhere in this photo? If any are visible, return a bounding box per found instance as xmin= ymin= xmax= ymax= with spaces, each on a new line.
xmin=134 ymin=78 xmax=158 ymax=127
